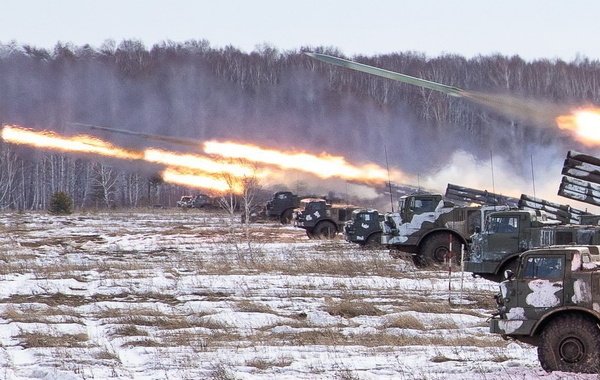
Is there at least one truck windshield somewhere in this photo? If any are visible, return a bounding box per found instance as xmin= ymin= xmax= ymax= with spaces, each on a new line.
xmin=522 ymin=256 xmax=564 ymax=280
xmin=488 ymin=216 xmax=518 ymax=233
xmin=411 ymin=198 xmax=437 ymax=214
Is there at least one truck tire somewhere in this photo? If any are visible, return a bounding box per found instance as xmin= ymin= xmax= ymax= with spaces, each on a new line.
xmin=313 ymin=221 xmax=337 ymax=239
xmin=538 ymin=314 xmax=600 ymax=373
xmin=280 ymin=208 xmax=293 ymax=224
xmin=365 ymin=232 xmax=382 ymax=248
xmin=417 ymin=233 xmax=461 ymax=267
xmin=306 ymin=229 xmax=315 ymax=239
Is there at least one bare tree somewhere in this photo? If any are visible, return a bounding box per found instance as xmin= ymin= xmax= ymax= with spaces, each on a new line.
xmin=91 ymin=162 xmax=120 ymax=208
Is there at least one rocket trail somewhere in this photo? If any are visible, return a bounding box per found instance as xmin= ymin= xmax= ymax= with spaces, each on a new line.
xmin=305 ymin=52 xmax=563 ymax=126
xmin=69 ymin=122 xmax=202 ymax=148
xmin=305 ymin=52 xmax=466 ymax=98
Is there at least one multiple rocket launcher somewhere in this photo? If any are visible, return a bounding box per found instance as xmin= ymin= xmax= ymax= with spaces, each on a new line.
xmin=62 ymin=54 xmax=600 ymax=219
xmin=445 ymin=183 xmax=591 ymax=225
xmin=306 ymin=53 xmax=600 ymax=220
xmin=560 ymin=151 xmax=600 ymax=208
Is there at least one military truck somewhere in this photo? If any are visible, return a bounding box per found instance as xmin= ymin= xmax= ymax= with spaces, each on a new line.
xmin=177 ymin=194 xmax=213 ymax=208
xmin=265 ymin=191 xmax=301 ymax=224
xmin=344 ymin=209 xmax=383 ymax=247
xmin=490 ymin=245 xmax=600 ymax=373
xmin=466 ymin=209 xmax=600 ymax=281
xmin=293 ymin=198 xmax=357 ymax=239
xmin=381 ymin=193 xmax=508 ymax=266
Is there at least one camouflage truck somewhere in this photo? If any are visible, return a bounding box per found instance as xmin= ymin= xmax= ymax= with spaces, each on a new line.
xmin=293 ymin=198 xmax=358 ymax=239
xmin=382 ymin=193 xmax=508 ymax=266
xmin=466 ymin=209 xmax=600 ymax=281
xmin=344 ymin=209 xmax=383 ymax=247
xmin=265 ymin=191 xmax=301 ymax=224
xmin=490 ymin=245 xmax=600 ymax=373
xmin=177 ymin=194 xmax=213 ymax=208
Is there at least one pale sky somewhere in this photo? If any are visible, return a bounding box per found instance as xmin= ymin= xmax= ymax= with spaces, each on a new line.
xmin=1 ymin=0 xmax=599 ymax=61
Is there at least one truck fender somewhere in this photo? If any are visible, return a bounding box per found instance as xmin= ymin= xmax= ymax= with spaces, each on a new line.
xmin=417 ymin=229 xmax=467 ymax=250
xmin=314 ymin=219 xmax=339 ymax=232
xmin=531 ymin=307 xmax=600 ymax=337
xmin=495 ymin=254 xmax=521 ymax=275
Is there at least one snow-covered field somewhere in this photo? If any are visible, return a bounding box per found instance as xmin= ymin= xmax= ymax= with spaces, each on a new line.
xmin=0 ymin=209 xmax=590 ymax=379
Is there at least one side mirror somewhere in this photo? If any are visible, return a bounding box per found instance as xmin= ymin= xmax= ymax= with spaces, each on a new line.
xmin=504 ymin=269 xmax=514 ymax=280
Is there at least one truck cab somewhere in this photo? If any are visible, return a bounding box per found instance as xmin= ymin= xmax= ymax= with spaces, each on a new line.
xmin=344 ymin=209 xmax=383 ymax=246
xmin=381 ymin=194 xmax=451 ymax=246
xmin=294 ymin=198 xmax=356 ymax=239
xmin=266 ymin=191 xmax=300 ymax=224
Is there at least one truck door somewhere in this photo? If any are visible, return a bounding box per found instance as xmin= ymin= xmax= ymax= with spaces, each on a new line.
xmin=485 ymin=215 xmax=521 ymax=255
xmin=516 ymin=255 xmax=565 ymax=319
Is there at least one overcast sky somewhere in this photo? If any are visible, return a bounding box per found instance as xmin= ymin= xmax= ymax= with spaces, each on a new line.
xmin=1 ymin=0 xmax=599 ymax=60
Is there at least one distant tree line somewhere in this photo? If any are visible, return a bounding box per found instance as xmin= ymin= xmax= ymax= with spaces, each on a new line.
xmin=0 ymin=40 xmax=599 ymax=210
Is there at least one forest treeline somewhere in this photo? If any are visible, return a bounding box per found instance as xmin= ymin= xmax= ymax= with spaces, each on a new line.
xmin=0 ymin=39 xmax=599 ymax=210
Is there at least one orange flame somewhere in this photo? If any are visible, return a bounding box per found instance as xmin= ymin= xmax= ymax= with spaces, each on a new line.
xmin=203 ymin=140 xmax=405 ymax=183
xmin=1 ymin=125 xmax=143 ymax=160
xmin=556 ymin=107 xmax=600 ymax=147
xmin=144 ymin=148 xmax=266 ymax=178
xmin=162 ymin=168 xmax=244 ymax=194
xmin=1 ymin=124 xmax=406 ymax=194
xmin=0 ymin=125 xmax=245 ymax=193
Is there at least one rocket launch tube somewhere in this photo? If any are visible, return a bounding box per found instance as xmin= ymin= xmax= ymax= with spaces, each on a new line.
xmin=305 ymin=52 xmax=466 ymax=97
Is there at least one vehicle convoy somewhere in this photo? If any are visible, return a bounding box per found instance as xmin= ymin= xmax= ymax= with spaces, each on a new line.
xmin=466 ymin=209 xmax=600 ymax=281
xmin=490 ymin=245 xmax=600 ymax=373
xmin=344 ymin=209 xmax=383 ymax=246
xmin=294 ymin=198 xmax=357 ymax=239
xmin=381 ymin=193 xmax=508 ymax=266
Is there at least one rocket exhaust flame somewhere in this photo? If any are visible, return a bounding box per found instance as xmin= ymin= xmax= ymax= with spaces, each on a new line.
xmin=143 ymin=148 xmax=265 ymax=178
xmin=162 ymin=168 xmax=244 ymax=194
xmin=1 ymin=125 xmax=143 ymax=160
xmin=556 ymin=108 xmax=600 ymax=147
xmin=2 ymin=124 xmax=403 ymax=194
xmin=203 ymin=140 xmax=405 ymax=183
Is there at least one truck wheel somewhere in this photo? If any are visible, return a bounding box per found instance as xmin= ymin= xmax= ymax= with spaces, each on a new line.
xmin=280 ymin=208 xmax=293 ymax=224
xmin=538 ymin=314 xmax=600 ymax=373
xmin=313 ymin=221 xmax=337 ymax=239
xmin=306 ymin=229 xmax=315 ymax=239
xmin=365 ymin=232 xmax=382 ymax=248
xmin=418 ymin=233 xmax=461 ymax=267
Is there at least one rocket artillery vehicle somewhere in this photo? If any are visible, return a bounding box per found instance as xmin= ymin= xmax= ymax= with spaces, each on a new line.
xmin=465 ymin=209 xmax=600 ymax=281
xmin=293 ymin=198 xmax=358 ymax=239
xmin=490 ymin=245 xmax=600 ymax=373
xmin=381 ymin=192 xmax=509 ymax=266
xmin=466 ymin=193 xmax=598 ymax=282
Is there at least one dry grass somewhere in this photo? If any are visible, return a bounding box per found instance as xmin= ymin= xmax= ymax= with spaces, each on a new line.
xmin=112 ymin=325 xmax=149 ymax=337
xmin=3 ymin=305 xmax=82 ymax=324
xmin=325 ymin=300 xmax=384 ymax=318
xmin=17 ymin=332 xmax=89 ymax=348
xmin=383 ymin=314 xmax=425 ymax=330
xmin=235 ymin=300 xmax=274 ymax=314
xmin=271 ymin=329 xmax=507 ymax=348
xmin=124 ymin=338 xmax=163 ymax=347
xmin=245 ymin=356 xmax=293 ymax=370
